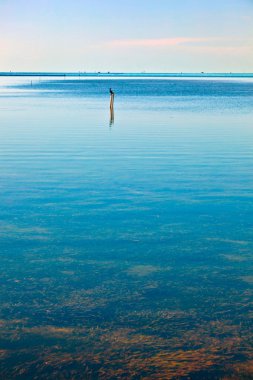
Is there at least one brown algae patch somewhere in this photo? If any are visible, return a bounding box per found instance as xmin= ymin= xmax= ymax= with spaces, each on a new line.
xmin=60 ymin=271 xmax=76 ymax=276
xmin=127 ymin=265 xmax=170 ymax=277
xmin=125 ymin=348 xmax=220 ymax=380
xmin=222 ymin=254 xmax=249 ymax=262
xmin=240 ymin=276 xmax=253 ymax=284
xmin=24 ymin=326 xmax=74 ymax=338
xmin=223 ymin=360 xmax=253 ymax=379
xmin=0 ymin=350 xmax=9 ymax=359
xmin=0 ymin=319 xmax=250 ymax=379
xmin=100 ymin=328 xmax=166 ymax=349
xmin=207 ymin=238 xmax=249 ymax=246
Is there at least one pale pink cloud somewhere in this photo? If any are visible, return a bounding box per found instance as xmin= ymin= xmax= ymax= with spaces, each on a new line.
xmin=107 ymin=37 xmax=210 ymax=47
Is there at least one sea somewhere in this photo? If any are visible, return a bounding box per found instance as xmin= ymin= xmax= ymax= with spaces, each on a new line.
xmin=0 ymin=74 xmax=253 ymax=379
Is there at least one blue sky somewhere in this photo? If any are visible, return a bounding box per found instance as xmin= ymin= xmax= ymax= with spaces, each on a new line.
xmin=1 ymin=0 xmax=252 ymax=72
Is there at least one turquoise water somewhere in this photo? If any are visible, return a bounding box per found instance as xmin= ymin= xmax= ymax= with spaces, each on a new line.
xmin=0 ymin=76 xmax=253 ymax=379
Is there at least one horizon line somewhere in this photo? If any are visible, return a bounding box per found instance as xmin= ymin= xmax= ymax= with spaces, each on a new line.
xmin=0 ymin=71 xmax=253 ymax=78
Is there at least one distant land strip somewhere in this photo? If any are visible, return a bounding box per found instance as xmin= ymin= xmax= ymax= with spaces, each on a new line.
xmin=0 ymin=72 xmax=253 ymax=78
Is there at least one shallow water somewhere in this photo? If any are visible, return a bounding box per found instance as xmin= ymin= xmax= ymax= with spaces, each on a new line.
xmin=0 ymin=76 xmax=253 ymax=379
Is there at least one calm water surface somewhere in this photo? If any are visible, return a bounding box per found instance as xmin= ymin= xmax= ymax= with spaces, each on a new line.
xmin=0 ymin=77 xmax=253 ymax=379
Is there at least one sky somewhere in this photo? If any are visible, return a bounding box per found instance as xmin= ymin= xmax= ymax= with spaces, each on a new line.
xmin=0 ymin=0 xmax=253 ymax=72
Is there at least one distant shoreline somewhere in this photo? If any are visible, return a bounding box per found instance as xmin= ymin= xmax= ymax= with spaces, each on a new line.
xmin=0 ymin=72 xmax=253 ymax=78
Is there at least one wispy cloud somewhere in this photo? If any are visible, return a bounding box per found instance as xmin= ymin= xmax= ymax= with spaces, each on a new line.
xmin=107 ymin=37 xmax=210 ymax=47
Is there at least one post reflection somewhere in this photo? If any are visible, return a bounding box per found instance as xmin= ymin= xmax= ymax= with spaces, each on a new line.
xmin=109 ymin=107 xmax=114 ymax=127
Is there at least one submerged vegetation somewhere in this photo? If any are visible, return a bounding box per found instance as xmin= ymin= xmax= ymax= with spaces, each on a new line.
xmin=1 ymin=244 xmax=253 ymax=379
